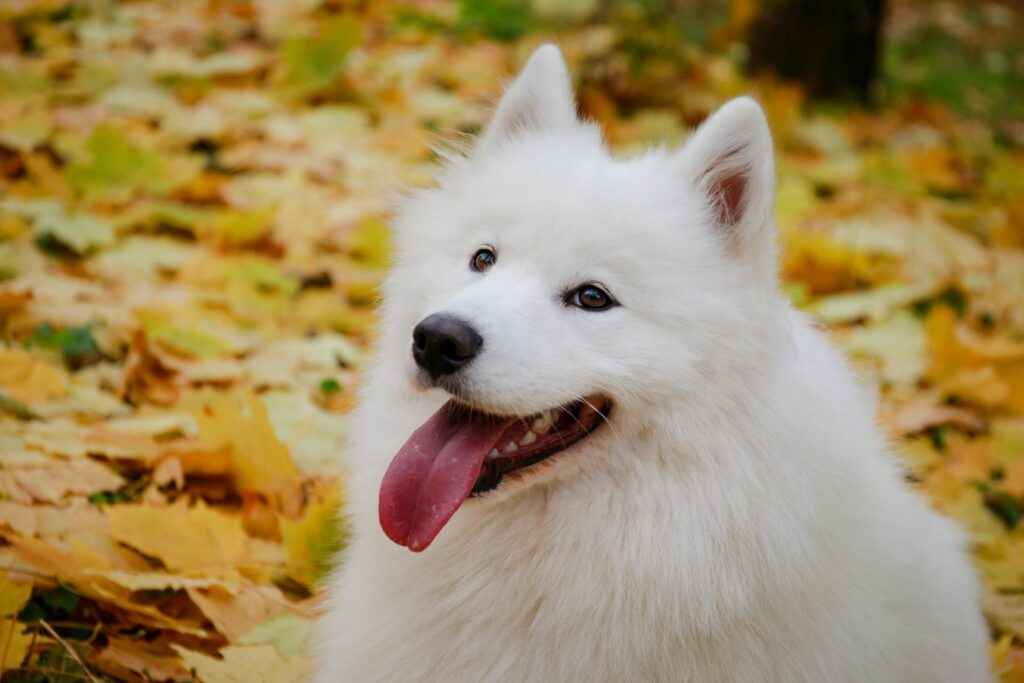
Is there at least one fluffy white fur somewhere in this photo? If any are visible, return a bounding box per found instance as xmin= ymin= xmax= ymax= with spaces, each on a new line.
xmin=314 ymin=45 xmax=990 ymax=682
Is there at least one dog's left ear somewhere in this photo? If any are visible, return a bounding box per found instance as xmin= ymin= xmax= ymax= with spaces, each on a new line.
xmin=476 ymin=44 xmax=578 ymax=153
xmin=677 ymin=97 xmax=776 ymax=280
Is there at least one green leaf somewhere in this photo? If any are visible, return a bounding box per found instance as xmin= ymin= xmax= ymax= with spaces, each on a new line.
xmin=280 ymin=487 xmax=346 ymax=586
xmin=280 ymin=16 xmax=362 ymax=98
xmin=347 ymin=217 xmax=391 ymax=268
xmin=319 ymin=378 xmax=341 ymax=395
xmin=223 ymin=257 xmax=300 ymax=297
xmin=457 ymin=0 xmax=539 ymax=40
xmin=239 ymin=613 xmax=312 ymax=658
xmin=27 ymin=324 xmax=104 ymax=370
xmin=141 ymin=318 xmax=231 ymax=360
xmin=204 ymin=208 xmax=274 ymax=247
xmin=65 ymin=125 xmax=175 ymax=201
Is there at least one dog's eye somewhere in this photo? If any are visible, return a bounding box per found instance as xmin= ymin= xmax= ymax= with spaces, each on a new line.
xmin=569 ymin=284 xmax=616 ymax=311
xmin=471 ymin=248 xmax=496 ymax=273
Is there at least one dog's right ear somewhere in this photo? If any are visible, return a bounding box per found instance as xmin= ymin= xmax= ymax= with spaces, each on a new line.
xmin=676 ymin=97 xmax=777 ymax=282
xmin=476 ymin=44 xmax=577 ymax=153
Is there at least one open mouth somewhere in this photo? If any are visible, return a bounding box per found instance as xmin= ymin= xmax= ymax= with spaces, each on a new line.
xmin=471 ymin=397 xmax=611 ymax=496
xmin=379 ymin=394 xmax=611 ymax=552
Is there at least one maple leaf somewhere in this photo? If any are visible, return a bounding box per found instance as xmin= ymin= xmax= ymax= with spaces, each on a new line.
xmin=187 ymin=389 xmax=304 ymax=516
xmin=280 ymin=484 xmax=346 ymax=586
xmin=64 ymin=125 xmax=180 ymax=201
xmin=106 ymin=500 xmax=249 ymax=573
xmin=279 ymin=16 xmax=362 ymax=99
xmin=2 ymin=198 xmax=114 ymax=255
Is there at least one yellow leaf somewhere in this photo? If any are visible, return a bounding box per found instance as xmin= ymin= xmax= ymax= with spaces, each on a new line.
xmin=892 ymin=401 xmax=985 ymax=436
xmin=903 ymin=146 xmax=963 ymax=193
xmin=280 ymin=484 xmax=345 ymax=585
xmin=202 ymin=208 xmax=275 ymax=247
xmin=1002 ymin=363 xmax=1024 ymax=414
xmin=173 ymin=644 xmax=311 ymax=683
xmin=992 ymin=421 xmax=1024 ymax=495
xmin=347 ymin=217 xmax=391 ymax=268
xmin=106 ymin=500 xmax=249 ymax=573
xmin=139 ymin=312 xmax=234 ymax=360
xmin=939 ymin=366 xmax=1011 ymax=410
xmin=985 ymin=593 xmax=1024 ymax=641
xmin=8 ymin=535 xmax=213 ymax=634
xmin=927 ymin=306 xmax=976 ymax=380
xmin=0 ymin=349 xmax=66 ymax=403
xmin=187 ymin=389 xmax=303 ymax=514
xmin=0 ymin=571 xmax=32 ymax=618
xmin=1 ymin=618 xmax=33 ymax=671
xmin=976 ymin=538 xmax=1024 ymax=592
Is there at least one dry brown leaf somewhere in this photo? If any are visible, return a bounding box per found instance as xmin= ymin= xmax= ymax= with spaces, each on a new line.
xmin=93 ymin=636 xmax=191 ymax=683
xmin=891 ymin=401 xmax=986 ymax=435
xmin=6 ymin=459 xmax=124 ymax=503
xmin=0 ymin=499 xmax=105 ymax=538
xmin=188 ymin=584 xmax=300 ymax=641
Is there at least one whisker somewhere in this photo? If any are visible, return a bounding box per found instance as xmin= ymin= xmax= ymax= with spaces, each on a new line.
xmin=574 ymin=394 xmax=622 ymax=441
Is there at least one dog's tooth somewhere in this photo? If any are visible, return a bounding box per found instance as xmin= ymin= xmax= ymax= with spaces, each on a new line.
xmin=487 ymin=448 xmax=499 ymax=460
xmin=532 ymin=413 xmax=554 ymax=434
xmin=519 ymin=430 xmax=537 ymax=446
xmin=503 ymin=442 xmax=518 ymax=453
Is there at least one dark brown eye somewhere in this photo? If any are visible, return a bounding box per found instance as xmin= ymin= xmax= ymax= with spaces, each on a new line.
xmin=471 ymin=248 xmax=496 ymax=272
xmin=570 ymin=284 xmax=615 ymax=311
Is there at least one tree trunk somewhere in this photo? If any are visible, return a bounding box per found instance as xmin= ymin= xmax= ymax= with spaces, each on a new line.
xmin=746 ymin=0 xmax=886 ymax=102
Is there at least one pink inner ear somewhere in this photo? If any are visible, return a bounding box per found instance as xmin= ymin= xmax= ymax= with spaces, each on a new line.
xmin=701 ymin=147 xmax=749 ymax=230
xmin=713 ymin=170 xmax=748 ymax=228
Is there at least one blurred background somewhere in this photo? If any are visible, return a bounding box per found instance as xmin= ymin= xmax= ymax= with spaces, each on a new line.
xmin=0 ymin=1 xmax=1021 ymax=681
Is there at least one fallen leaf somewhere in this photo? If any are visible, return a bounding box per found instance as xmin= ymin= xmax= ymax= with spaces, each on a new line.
xmin=173 ymin=643 xmax=311 ymax=683
xmin=239 ymin=612 xmax=312 ymax=658
xmin=1 ymin=198 xmax=115 ymax=254
xmin=94 ymin=636 xmax=191 ymax=683
xmin=187 ymin=389 xmax=303 ymax=515
xmin=279 ymin=16 xmax=362 ymax=98
xmin=0 ymin=348 xmax=67 ymax=403
xmin=8 ymin=459 xmax=124 ymax=503
xmin=188 ymin=584 xmax=298 ymax=642
xmin=106 ymin=500 xmax=249 ymax=573
xmin=280 ymin=484 xmax=344 ymax=585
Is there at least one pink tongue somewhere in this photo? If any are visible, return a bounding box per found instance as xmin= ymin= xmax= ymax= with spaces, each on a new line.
xmin=379 ymin=401 xmax=513 ymax=552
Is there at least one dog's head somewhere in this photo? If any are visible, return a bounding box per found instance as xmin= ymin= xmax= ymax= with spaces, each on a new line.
xmin=377 ymin=45 xmax=784 ymax=551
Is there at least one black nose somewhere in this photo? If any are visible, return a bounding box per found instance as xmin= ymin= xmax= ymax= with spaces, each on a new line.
xmin=412 ymin=314 xmax=483 ymax=379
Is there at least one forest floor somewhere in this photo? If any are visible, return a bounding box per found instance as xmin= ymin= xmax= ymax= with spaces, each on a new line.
xmin=0 ymin=0 xmax=1022 ymax=681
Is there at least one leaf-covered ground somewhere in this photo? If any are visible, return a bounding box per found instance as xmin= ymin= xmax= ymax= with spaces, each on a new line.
xmin=0 ymin=1 xmax=1021 ymax=681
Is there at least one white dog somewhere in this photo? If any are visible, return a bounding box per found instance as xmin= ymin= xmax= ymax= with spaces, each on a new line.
xmin=314 ymin=45 xmax=989 ymax=682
